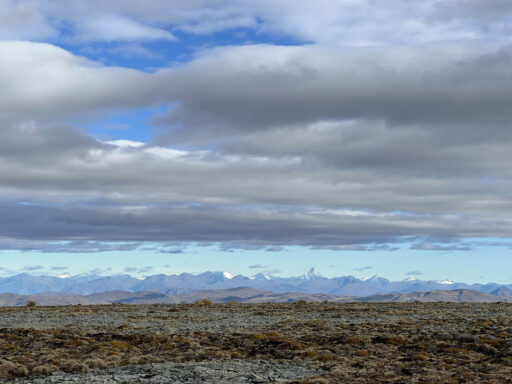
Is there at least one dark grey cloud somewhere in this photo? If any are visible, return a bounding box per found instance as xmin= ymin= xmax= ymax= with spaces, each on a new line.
xmin=405 ymin=270 xmax=423 ymax=276
xmin=265 ymin=246 xmax=285 ymax=252
xmin=159 ymin=248 xmax=185 ymax=254
xmin=0 ymin=239 xmax=143 ymax=253
xmin=355 ymin=266 xmax=373 ymax=272
xmin=2 ymin=113 xmax=512 ymax=251
xmin=0 ymin=200 xmax=508 ymax=251
xmin=154 ymin=44 xmax=512 ymax=141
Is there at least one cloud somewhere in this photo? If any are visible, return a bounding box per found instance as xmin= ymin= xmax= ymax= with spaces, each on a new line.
xmin=159 ymin=248 xmax=185 ymax=254
xmin=78 ymin=16 xmax=175 ymax=42
xmin=249 ymin=264 xmax=268 ymax=269
xmin=109 ymin=43 xmax=163 ymax=59
xmin=355 ymin=266 xmax=373 ymax=272
xmin=432 ymin=0 xmax=512 ymax=20
xmin=88 ymin=267 xmax=112 ymax=275
xmin=265 ymin=246 xmax=285 ymax=252
xmin=155 ymin=43 xmax=512 ymax=142
xmin=311 ymin=244 xmax=401 ymax=252
xmin=1 ymin=1 xmax=508 ymax=46
xmin=0 ymin=115 xmax=512 ymax=251
xmin=0 ymin=41 xmax=165 ymax=123
xmin=23 ymin=265 xmax=43 ymax=271
xmin=410 ymin=242 xmax=473 ymax=251
xmin=124 ymin=266 xmax=153 ymax=274
xmin=50 ymin=266 xmax=68 ymax=271
xmin=0 ymin=240 xmax=144 ymax=253
xmin=1 ymin=4 xmax=512 ymax=254
xmin=405 ymin=270 xmax=423 ymax=276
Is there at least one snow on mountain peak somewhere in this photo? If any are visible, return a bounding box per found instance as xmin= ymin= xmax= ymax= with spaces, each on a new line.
xmin=222 ymin=272 xmax=234 ymax=279
xmin=438 ymin=279 xmax=455 ymax=285
xmin=253 ymin=272 xmax=273 ymax=281
xmin=303 ymin=267 xmax=322 ymax=280
xmin=57 ymin=273 xmax=71 ymax=279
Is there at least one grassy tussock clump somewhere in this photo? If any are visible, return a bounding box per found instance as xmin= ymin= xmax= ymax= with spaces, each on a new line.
xmin=0 ymin=360 xmax=28 ymax=378
xmin=61 ymin=359 xmax=89 ymax=373
xmin=250 ymin=331 xmax=308 ymax=351
xmin=32 ymin=364 xmax=57 ymax=375
xmin=84 ymin=358 xmax=108 ymax=369
xmin=194 ymin=298 xmax=213 ymax=306
xmin=346 ymin=336 xmax=366 ymax=345
xmin=25 ymin=300 xmax=36 ymax=307
xmin=110 ymin=340 xmax=134 ymax=351
xmin=290 ymin=378 xmax=330 ymax=384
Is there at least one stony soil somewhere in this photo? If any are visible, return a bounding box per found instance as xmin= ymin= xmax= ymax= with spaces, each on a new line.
xmin=1 ymin=301 xmax=512 ymax=382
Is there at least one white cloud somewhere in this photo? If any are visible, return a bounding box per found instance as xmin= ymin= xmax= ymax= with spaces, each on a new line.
xmin=78 ymin=16 xmax=175 ymax=42
xmin=0 ymin=41 xmax=159 ymax=122
xmin=1 ymin=0 xmax=510 ymax=45
xmin=0 ymin=0 xmax=57 ymax=40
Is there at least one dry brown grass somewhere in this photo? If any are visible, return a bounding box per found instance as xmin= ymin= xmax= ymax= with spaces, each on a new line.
xmin=61 ymin=359 xmax=88 ymax=373
xmin=1 ymin=302 xmax=512 ymax=382
xmin=0 ymin=360 xmax=28 ymax=378
xmin=194 ymin=298 xmax=213 ymax=306
xmin=32 ymin=364 xmax=57 ymax=375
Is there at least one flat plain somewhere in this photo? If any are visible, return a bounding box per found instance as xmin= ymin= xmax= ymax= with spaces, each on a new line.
xmin=1 ymin=302 xmax=512 ymax=383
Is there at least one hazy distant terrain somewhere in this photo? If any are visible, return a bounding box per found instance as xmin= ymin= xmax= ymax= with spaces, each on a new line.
xmin=2 ymin=269 xmax=512 ymax=298
xmin=1 ymin=287 xmax=510 ymax=307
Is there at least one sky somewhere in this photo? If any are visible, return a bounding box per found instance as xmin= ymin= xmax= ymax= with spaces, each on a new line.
xmin=1 ymin=0 xmax=512 ymax=283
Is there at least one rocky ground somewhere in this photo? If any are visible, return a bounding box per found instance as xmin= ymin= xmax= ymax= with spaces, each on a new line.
xmin=1 ymin=301 xmax=512 ymax=382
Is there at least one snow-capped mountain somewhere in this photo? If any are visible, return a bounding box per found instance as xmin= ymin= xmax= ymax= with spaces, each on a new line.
xmin=0 ymin=269 xmax=511 ymax=297
xmin=302 ymin=267 xmax=323 ymax=280
xmin=252 ymin=272 xmax=273 ymax=281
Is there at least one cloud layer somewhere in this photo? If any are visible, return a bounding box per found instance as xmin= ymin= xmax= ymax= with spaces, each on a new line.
xmin=1 ymin=1 xmax=511 ymax=252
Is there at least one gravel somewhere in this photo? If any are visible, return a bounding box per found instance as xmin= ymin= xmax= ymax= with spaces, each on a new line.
xmin=8 ymin=359 xmax=319 ymax=383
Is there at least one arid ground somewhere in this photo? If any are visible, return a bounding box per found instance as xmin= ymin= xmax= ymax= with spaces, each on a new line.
xmin=1 ymin=302 xmax=512 ymax=383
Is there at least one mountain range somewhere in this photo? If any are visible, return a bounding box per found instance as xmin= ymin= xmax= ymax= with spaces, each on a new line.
xmin=1 ymin=287 xmax=510 ymax=306
xmin=1 ymin=268 xmax=511 ymax=297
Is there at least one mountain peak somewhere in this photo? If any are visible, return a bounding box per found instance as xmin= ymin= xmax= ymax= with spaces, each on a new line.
xmin=303 ymin=267 xmax=322 ymax=280
xmin=222 ymin=272 xmax=234 ymax=279
xmin=252 ymin=272 xmax=273 ymax=281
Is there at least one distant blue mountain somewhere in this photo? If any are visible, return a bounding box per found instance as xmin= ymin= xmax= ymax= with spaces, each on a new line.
xmin=0 ymin=268 xmax=511 ymax=297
